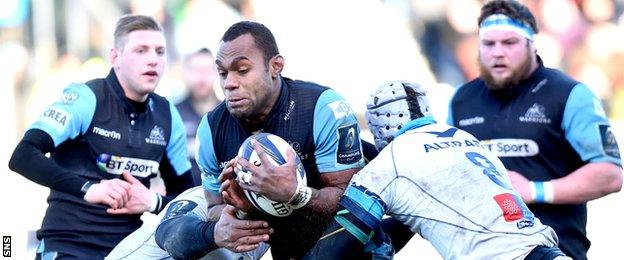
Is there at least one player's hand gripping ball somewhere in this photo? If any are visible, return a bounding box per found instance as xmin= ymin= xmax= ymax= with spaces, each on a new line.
xmin=235 ymin=133 xmax=306 ymax=217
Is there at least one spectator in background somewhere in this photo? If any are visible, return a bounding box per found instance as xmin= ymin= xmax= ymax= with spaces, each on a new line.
xmin=8 ymin=15 xmax=194 ymax=259
xmin=176 ymin=48 xmax=219 ymax=185
xmin=448 ymin=1 xmax=622 ymax=259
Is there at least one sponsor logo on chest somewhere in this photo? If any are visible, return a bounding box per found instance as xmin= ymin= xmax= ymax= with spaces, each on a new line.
xmin=146 ymin=125 xmax=167 ymax=146
xmin=519 ymin=103 xmax=551 ymax=124
xmin=481 ymin=139 xmax=539 ymax=157
xmin=96 ymin=154 xmax=159 ymax=177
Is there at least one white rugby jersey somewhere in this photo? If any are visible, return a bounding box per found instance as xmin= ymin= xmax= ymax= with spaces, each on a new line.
xmin=106 ymin=187 xmax=269 ymax=260
xmin=346 ymin=123 xmax=558 ymax=259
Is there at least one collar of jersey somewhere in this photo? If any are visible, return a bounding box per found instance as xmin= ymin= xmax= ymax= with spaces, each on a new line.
xmin=396 ymin=116 xmax=436 ymax=137
xmin=106 ymin=68 xmax=149 ymax=114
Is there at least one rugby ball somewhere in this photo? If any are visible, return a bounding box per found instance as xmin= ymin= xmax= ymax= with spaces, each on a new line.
xmin=235 ymin=133 xmax=306 ymax=217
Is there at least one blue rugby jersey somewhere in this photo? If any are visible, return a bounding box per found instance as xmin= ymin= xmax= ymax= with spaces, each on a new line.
xmin=195 ymin=77 xmax=365 ymax=259
xmin=27 ymin=70 xmax=192 ymax=257
xmin=448 ymin=60 xmax=621 ymax=260
xmin=175 ymin=96 xmax=204 ymax=185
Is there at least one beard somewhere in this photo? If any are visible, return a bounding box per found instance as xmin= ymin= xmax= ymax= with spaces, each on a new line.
xmin=479 ymin=50 xmax=533 ymax=91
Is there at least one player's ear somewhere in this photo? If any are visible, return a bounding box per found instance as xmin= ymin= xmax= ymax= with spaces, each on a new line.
xmin=269 ymin=55 xmax=284 ymax=79
xmin=109 ymin=48 xmax=119 ymax=68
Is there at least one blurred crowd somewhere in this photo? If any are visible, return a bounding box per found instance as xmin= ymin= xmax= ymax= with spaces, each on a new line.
xmin=2 ymin=0 xmax=624 ymax=141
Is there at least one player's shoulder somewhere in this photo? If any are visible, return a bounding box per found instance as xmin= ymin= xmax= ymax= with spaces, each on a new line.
xmin=59 ymin=82 xmax=97 ymax=103
xmin=284 ymin=77 xmax=330 ymax=93
xmin=452 ymin=78 xmax=486 ymax=102
xmin=542 ymin=67 xmax=578 ymax=85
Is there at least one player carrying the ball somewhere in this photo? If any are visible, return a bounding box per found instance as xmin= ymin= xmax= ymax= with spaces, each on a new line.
xmin=154 ymin=21 xmax=367 ymax=259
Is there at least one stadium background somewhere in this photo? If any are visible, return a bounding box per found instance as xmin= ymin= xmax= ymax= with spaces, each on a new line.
xmin=0 ymin=0 xmax=622 ymax=258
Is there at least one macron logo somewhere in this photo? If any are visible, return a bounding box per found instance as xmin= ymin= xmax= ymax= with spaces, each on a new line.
xmin=93 ymin=127 xmax=121 ymax=140
xmin=458 ymin=116 xmax=484 ymax=127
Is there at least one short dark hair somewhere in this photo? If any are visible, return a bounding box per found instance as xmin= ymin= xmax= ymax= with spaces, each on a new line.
xmin=184 ymin=47 xmax=213 ymax=64
xmin=195 ymin=47 xmax=212 ymax=56
xmin=114 ymin=15 xmax=163 ymax=49
xmin=221 ymin=21 xmax=279 ymax=63
xmin=478 ymin=0 xmax=538 ymax=34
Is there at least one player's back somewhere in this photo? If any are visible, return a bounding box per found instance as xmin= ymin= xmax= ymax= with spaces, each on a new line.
xmin=359 ymin=122 xmax=559 ymax=259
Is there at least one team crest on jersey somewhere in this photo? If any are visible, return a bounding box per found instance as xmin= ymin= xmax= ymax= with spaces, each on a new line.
xmin=145 ymin=125 xmax=167 ymax=146
xmin=599 ymin=124 xmax=620 ymax=158
xmin=519 ymin=104 xmax=551 ymax=124
xmin=337 ymin=123 xmax=362 ymax=164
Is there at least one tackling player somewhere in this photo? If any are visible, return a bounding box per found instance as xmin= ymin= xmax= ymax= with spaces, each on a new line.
xmin=335 ymin=81 xmax=570 ymax=259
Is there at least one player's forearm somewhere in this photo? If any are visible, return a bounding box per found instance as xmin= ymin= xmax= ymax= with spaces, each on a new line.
xmin=299 ymin=168 xmax=360 ymax=217
xmin=550 ymin=162 xmax=622 ymax=204
xmin=301 ymin=186 xmax=345 ymax=218
xmin=155 ymin=215 xmax=218 ymax=259
xmin=205 ymin=190 xmax=227 ymax=220
xmin=9 ymin=129 xmax=90 ymax=197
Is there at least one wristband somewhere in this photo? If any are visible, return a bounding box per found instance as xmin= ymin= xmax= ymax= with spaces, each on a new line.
xmin=287 ymin=184 xmax=312 ymax=209
xmin=149 ymin=192 xmax=162 ymax=213
xmin=201 ymin=220 xmax=219 ymax=252
xmin=80 ymin=181 xmax=95 ymax=196
xmin=530 ymin=181 xmax=554 ymax=203
xmin=542 ymin=181 xmax=554 ymax=203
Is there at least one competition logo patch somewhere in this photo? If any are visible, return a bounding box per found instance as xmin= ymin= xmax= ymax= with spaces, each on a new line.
xmin=145 ymin=125 xmax=167 ymax=146
xmin=162 ymin=200 xmax=198 ymax=222
xmin=519 ymin=103 xmax=551 ymax=124
xmin=337 ymin=123 xmax=362 ymax=164
xmin=96 ymin=154 xmax=159 ymax=177
xmin=599 ymin=124 xmax=620 ymax=158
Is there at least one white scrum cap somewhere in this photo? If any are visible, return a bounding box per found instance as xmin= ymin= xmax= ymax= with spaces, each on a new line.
xmin=365 ymin=81 xmax=432 ymax=150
